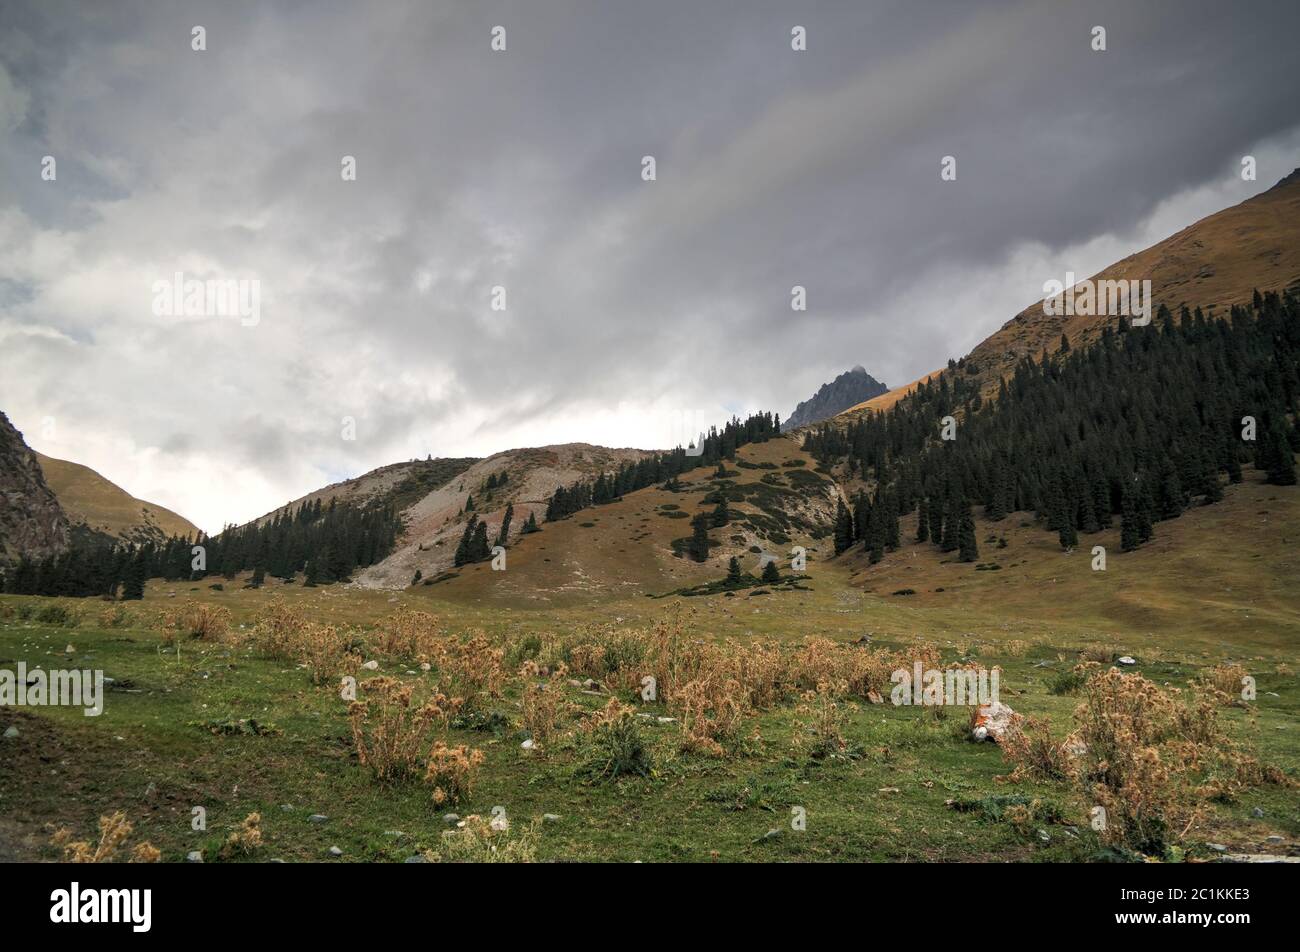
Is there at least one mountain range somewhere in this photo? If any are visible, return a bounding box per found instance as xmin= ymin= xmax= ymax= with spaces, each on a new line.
xmin=2 ymin=171 xmax=1299 ymax=605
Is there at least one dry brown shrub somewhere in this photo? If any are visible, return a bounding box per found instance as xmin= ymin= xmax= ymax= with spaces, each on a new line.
xmin=98 ymin=604 xmax=132 ymax=628
xmin=678 ymin=675 xmax=750 ymax=757
xmin=350 ymin=677 xmax=448 ymax=783
xmin=163 ymin=604 xmax=232 ymax=642
xmin=792 ymin=638 xmax=938 ymax=701
xmin=425 ymin=814 xmax=538 ymax=862
xmin=375 ymin=609 xmax=442 ymax=662
xmin=50 ymin=812 xmax=160 ymax=863
xmin=734 ymin=640 xmax=792 ymax=709
xmin=519 ymin=661 xmax=574 ymax=748
xmin=299 ymin=623 xmax=362 ymax=685
xmin=1078 ymin=643 xmax=1115 ymax=663
xmin=435 ymin=632 xmax=505 ymax=704
xmin=793 ymin=681 xmax=853 ymax=758
xmin=426 ymin=742 xmax=485 ymax=806
xmin=999 ymin=715 xmax=1071 ymax=782
xmin=1196 ymin=663 xmax=1250 ymax=707
xmin=250 ymin=598 xmax=310 ymax=659
xmin=219 ymin=812 xmax=262 ymax=859
xmin=1002 ymin=667 xmax=1290 ymax=855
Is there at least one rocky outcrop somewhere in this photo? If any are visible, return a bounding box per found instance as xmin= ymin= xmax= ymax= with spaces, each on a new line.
xmin=782 ymin=366 xmax=888 ymax=432
xmin=0 ymin=412 xmax=70 ymax=563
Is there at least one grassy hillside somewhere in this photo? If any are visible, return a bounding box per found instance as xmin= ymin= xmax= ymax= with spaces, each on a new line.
xmin=832 ymin=170 xmax=1300 ymax=430
xmin=0 ymin=464 xmax=1295 ymax=862
xmin=35 ymin=452 xmax=198 ymax=544
xmin=404 ymin=437 xmax=833 ymax=606
xmin=356 ymin=444 xmax=659 ymax=589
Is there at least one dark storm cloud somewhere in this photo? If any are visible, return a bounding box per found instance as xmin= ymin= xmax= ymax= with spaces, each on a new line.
xmin=1 ymin=0 xmax=1298 ymax=530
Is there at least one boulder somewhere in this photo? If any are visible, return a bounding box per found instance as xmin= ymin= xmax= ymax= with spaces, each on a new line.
xmin=970 ymin=700 xmax=1019 ymax=743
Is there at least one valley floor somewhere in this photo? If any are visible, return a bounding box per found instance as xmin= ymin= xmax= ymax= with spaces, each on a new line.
xmin=1 ymin=470 xmax=1297 ymax=863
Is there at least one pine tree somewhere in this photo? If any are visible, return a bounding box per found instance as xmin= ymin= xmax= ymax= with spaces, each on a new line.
xmin=688 ymin=514 xmax=711 ymax=563
xmin=725 ymin=556 xmax=743 ymax=588
xmin=453 ymin=518 xmax=476 ymax=567
xmin=1120 ymin=485 xmax=1140 ymax=551
xmin=1261 ymin=418 xmax=1298 ymax=486
xmin=1058 ymin=512 xmax=1077 ymax=550
xmin=761 ymin=559 xmax=780 ymax=584
xmin=521 ymin=511 xmax=540 ymax=534
xmin=496 ymin=503 xmax=514 ymax=547
xmin=712 ymin=496 xmax=730 ymax=528
xmin=470 ymin=521 xmax=491 ymax=562
xmin=121 ymin=553 xmax=147 ymax=600
xmin=915 ymin=497 xmax=930 ymax=543
xmin=940 ymin=496 xmax=960 ymax=552
xmin=833 ymin=498 xmax=853 ymax=555
xmin=883 ymin=491 xmax=900 ymax=550
xmin=1136 ymin=484 xmax=1155 ymax=544
xmin=957 ymin=503 xmax=979 ymax=562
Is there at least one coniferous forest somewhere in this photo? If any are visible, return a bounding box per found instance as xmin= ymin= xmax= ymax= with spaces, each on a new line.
xmin=544 ymin=411 xmax=782 ymax=521
xmin=2 ymin=497 xmax=402 ymax=598
xmin=807 ymin=293 xmax=1300 ymax=561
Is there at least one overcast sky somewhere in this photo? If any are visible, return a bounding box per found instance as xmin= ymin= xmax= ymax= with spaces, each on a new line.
xmin=2 ymin=0 xmax=1299 ymax=533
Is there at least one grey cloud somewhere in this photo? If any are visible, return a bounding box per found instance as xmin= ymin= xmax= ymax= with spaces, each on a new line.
xmin=1 ymin=0 xmax=1298 ymax=531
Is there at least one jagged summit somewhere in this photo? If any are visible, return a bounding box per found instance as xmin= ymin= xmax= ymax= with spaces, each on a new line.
xmin=782 ymin=367 xmax=888 ymax=432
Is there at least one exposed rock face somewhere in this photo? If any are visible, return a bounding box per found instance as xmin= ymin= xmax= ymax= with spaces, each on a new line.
xmin=0 ymin=412 xmax=70 ymax=563
xmin=782 ymin=366 xmax=887 ymax=432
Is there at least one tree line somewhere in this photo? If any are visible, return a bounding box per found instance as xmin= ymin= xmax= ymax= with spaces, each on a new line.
xmin=545 ymin=411 xmax=782 ymax=521
xmin=2 ymin=496 xmax=403 ymax=598
xmin=805 ymin=292 xmax=1299 ymax=560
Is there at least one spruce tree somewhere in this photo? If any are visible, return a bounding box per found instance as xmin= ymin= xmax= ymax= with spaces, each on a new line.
xmin=725 ymin=556 xmax=743 ymax=588
xmin=915 ymin=497 xmax=930 ymax=543
xmin=453 ymin=518 xmax=475 ymax=567
xmin=688 ymin=514 xmax=711 ymax=563
xmin=957 ymin=504 xmax=979 ymax=562
xmin=470 ymin=521 xmax=491 ymax=562
xmin=833 ymin=498 xmax=853 ymax=555
xmin=712 ymin=496 xmax=730 ymax=528
xmin=1058 ymin=512 xmax=1077 ymax=550
xmin=940 ymin=497 xmax=960 ymax=552
xmin=1261 ymin=419 xmax=1298 ymax=485
xmin=1120 ymin=486 xmax=1140 ymax=551
xmin=496 ymin=503 xmax=514 ymax=547
xmin=761 ymin=559 xmax=780 ymax=584
xmin=883 ymin=491 xmax=900 ymax=550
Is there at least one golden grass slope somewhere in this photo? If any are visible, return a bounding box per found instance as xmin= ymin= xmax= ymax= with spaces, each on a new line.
xmin=35 ymin=452 xmax=198 ymax=543
xmin=354 ymin=443 xmax=658 ymax=589
xmin=410 ymin=436 xmax=836 ymax=606
xmin=967 ymin=169 xmax=1300 ymax=395
xmin=831 ymin=169 xmax=1300 ymax=428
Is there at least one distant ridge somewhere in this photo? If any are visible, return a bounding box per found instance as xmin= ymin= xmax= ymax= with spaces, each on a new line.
xmin=782 ymin=366 xmax=888 ymax=432
xmin=35 ymin=452 xmax=200 ymax=545
xmin=831 ymin=167 xmax=1300 ymax=428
